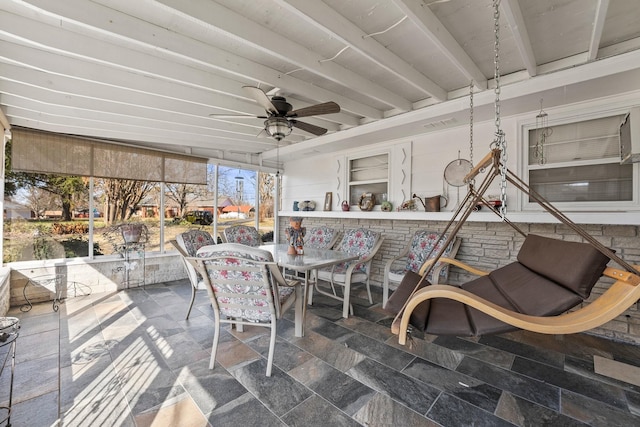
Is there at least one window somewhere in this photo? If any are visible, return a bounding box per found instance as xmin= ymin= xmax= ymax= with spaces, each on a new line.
xmin=215 ymin=166 xmax=275 ymax=243
xmin=4 ymin=132 xmax=277 ymax=264
xmin=526 ymin=114 xmax=633 ymax=207
xmin=348 ymin=153 xmax=389 ymax=207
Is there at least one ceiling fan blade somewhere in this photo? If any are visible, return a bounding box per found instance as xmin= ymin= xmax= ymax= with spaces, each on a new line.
xmin=291 ymin=120 xmax=327 ymax=136
xmin=208 ymin=114 xmax=267 ymax=119
xmin=243 ymin=86 xmax=278 ymax=115
xmin=288 ymin=101 xmax=340 ymax=118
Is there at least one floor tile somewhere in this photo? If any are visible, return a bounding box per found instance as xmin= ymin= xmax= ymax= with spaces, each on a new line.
xmin=292 ymin=330 xmax=366 ymax=372
xmin=8 ymin=390 xmax=60 ymax=427
xmin=560 ymin=388 xmax=640 ymax=427
xmin=207 ymin=392 xmax=284 ymax=427
xmin=232 ymin=359 xmax=312 ymax=416
xmin=427 ymin=393 xmax=514 ymax=426
xmin=341 ymin=332 xmax=415 ymax=371
xmin=160 ymin=331 xmax=210 ymax=370
xmin=1 ymin=352 xmax=58 ymax=404
xmin=434 ymin=335 xmax=515 ymax=369
xmin=352 ymin=392 xmax=438 ymax=426
xmin=511 ymin=355 xmax=630 ymax=410
xmin=456 ymin=356 xmax=561 ymax=411
xmin=214 ymin=334 xmax=260 ymax=370
xmin=336 ymin=314 xmax=395 ymax=342
xmin=298 ymin=358 xmax=376 ymax=415
xmin=175 ymin=358 xmax=247 ymax=414
xmin=310 ymin=315 xmax=356 ymax=341
xmin=280 ymin=394 xmax=361 ymax=427
xmin=134 ymin=394 xmax=208 ymax=427
xmin=59 ymin=351 xmax=121 ymax=413
xmin=247 ymin=334 xmax=314 ymax=372
xmin=495 ymin=392 xmax=588 ymax=426
xmin=118 ymin=363 xmax=186 ymax=415
xmin=478 ymin=334 xmax=565 ymax=369
xmin=12 ymin=310 xmax=59 ymax=336
xmin=403 ymin=357 xmax=502 ymax=412
xmin=386 ymin=333 xmax=463 ymax=371
xmin=347 ymin=357 xmax=441 ymax=415
xmin=6 ymin=280 xmax=640 ymax=426
xmin=14 ymin=328 xmax=58 ymax=363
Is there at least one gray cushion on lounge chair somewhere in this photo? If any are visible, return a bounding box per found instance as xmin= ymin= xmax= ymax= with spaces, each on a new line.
xmin=516 ymin=234 xmax=610 ymax=299
xmin=405 ymin=234 xmax=611 ymax=336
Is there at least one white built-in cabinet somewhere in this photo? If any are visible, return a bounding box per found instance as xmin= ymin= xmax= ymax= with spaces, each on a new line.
xmin=335 ymin=142 xmax=411 ymax=211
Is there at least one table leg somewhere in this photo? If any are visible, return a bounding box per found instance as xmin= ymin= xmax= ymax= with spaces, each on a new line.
xmin=302 ymin=273 xmax=310 ymax=333
xmin=294 ymin=281 xmax=305 ymax=337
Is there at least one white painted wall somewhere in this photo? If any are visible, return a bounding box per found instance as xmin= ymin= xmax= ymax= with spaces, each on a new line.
xmin=282 ymin=90 xmax=640 ymax=223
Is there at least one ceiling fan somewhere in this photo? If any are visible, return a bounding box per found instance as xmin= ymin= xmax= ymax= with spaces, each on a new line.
xmin=210 ymin=86 xmax=340 ymax=141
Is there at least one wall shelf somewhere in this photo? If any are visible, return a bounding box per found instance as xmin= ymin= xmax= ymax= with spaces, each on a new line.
xmin=278 ymin=210 xmax=640 ymax=225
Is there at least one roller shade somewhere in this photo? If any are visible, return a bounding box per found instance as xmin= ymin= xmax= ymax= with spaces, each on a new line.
xmin=11 ymin=127 xmax=207 ymax=185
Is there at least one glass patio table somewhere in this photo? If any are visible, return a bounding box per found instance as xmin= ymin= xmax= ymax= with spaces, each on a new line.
xmin=259 ymin=244 xmax=358 ymax=337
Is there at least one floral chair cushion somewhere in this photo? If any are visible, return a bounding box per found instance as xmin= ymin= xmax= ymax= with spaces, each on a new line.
xmin=332 ymin=228 xmax=380 ymax=274
xmin=178 ymin=230 xmax=216 ymax=256
xmin=305 ymin=226 xmax=337 ymax=249
xmin=389 ymin=231 xmax=454 ymax=282
xmin=176 ymin=230 xmax=216 ymax=289
xmin=224 ymin=226 xmax=261 ymax=247
xmin=197 ymin=244 xmax=293 ymax=323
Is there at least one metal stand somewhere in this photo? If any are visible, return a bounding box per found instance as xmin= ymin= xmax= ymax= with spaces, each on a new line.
xmin=119 ymin=242 xmax=146 ymax=288
xmin=21 ymin=275 xmax=92 ymax=312
xmin=0 ymin=317 xmax=19 ymax=426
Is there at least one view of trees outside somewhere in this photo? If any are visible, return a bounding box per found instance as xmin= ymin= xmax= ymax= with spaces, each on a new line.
xmin=3 ymin=140 xmax=276 ymax=263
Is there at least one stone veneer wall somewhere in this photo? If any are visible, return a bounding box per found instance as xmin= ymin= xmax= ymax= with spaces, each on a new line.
xmin=282 ymin=217 xmax=640 ymax=344
xmin=9 ymin=253 xmax=187 ymax=309
xmin=0 ymin=268 xmax=11 ymax=316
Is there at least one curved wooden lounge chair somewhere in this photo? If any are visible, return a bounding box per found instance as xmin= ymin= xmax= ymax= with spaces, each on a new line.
xmin=391 ymin=149 xmax=640 ymax=345
xmin=398 ymin=264 xmax=640 ymax=345
xmin=394 ymin=234 xmax=640 ymax=344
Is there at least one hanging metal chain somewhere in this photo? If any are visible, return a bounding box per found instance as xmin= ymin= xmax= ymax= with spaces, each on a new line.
xmin=469 ymin=80 xmax=474 ymax=169
xmin=490 ymin=0 xmax=507 ymax=219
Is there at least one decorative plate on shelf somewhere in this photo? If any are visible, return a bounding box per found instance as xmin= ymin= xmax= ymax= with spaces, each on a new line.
xmin=358 ymin=193 xmax=376 ymax=211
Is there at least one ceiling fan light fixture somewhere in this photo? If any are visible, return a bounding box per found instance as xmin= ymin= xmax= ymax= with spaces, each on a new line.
xmin=265 ymin=117 xmax=292 ymax=141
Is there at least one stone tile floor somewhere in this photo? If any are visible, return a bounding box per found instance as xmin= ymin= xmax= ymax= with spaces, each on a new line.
xmin=1 ymin=278 xmax=640 ymax=426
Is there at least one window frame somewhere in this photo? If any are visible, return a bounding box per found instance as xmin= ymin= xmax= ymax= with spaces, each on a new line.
xmin=2 ymin=160 xmax=278 ymax=266
xmin=520 ymin=108 xmax=640 ymax=212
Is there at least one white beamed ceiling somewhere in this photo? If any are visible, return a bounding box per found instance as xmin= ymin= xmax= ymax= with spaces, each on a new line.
xmin=1 ymin=0 xmax=639 ymax=168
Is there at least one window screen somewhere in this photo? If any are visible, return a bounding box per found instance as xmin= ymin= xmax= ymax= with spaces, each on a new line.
xmin=11 ymin=127 xmax=207 ymax=184
xmin=528 ymin=115 xmax=632 ymax=203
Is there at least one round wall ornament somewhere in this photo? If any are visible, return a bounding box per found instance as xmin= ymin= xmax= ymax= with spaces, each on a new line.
xmin=381 ymin=201 xmax=393 ymax=212
xmin=358 ymin=192 xmax=376 ymax=211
